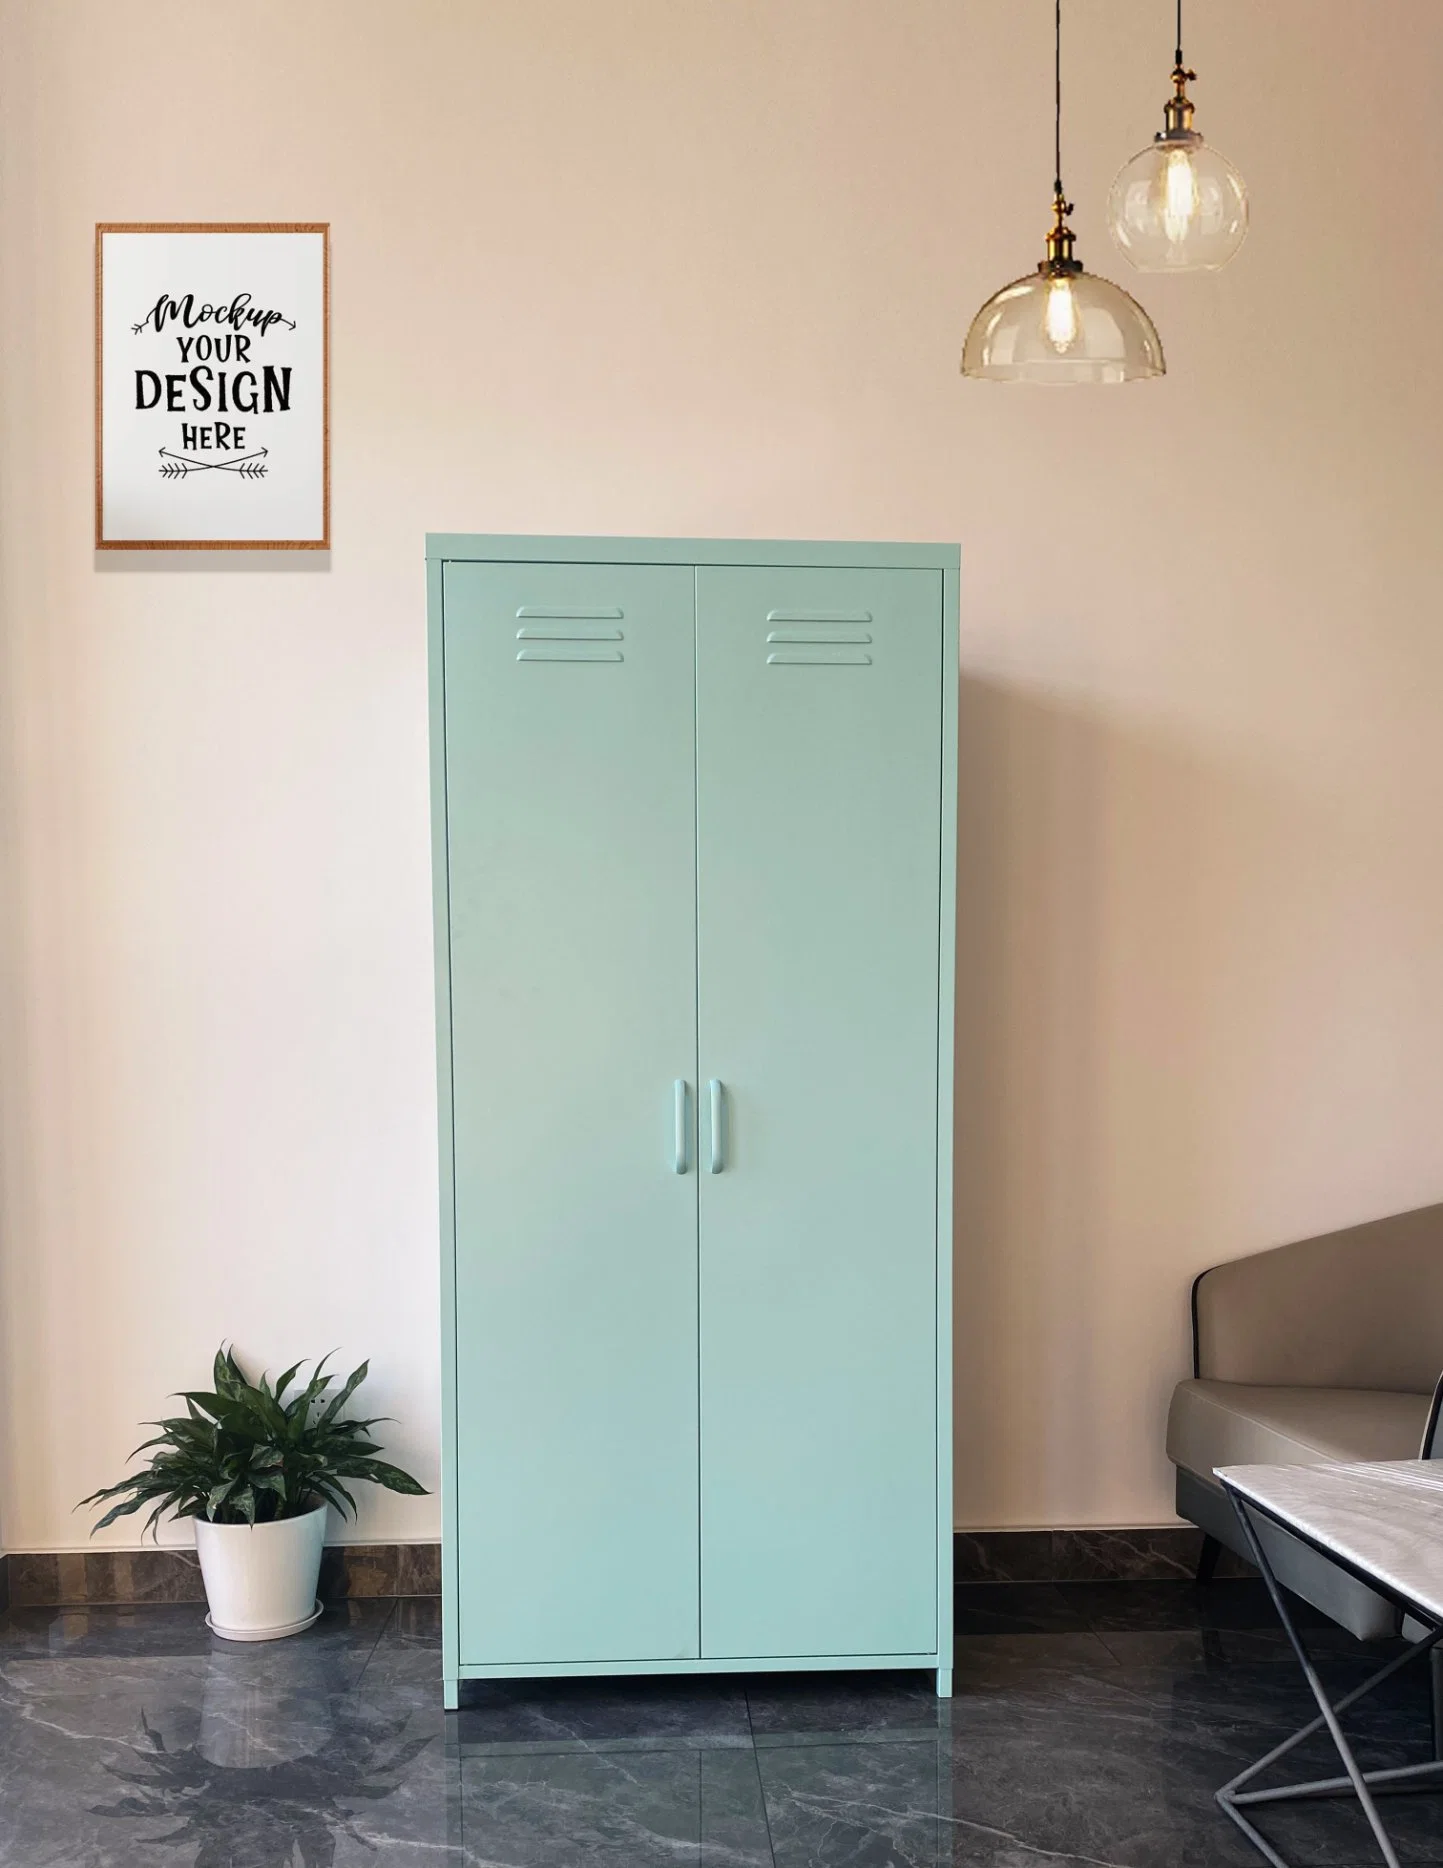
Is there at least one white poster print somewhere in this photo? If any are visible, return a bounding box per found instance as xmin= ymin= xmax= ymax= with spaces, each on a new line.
xmin=97 ymin=225 xmax=328 ymax=548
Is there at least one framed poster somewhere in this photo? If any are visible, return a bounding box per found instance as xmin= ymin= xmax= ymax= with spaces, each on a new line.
xmin=96 ymin=223 xmax=329 ymax=550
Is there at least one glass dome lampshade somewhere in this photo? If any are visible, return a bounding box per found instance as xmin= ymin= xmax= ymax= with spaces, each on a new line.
xmin=962 ymin=191 xmax=1165 ymax=385
xmin=1108 ymin=62 xmax=1247 ymax=271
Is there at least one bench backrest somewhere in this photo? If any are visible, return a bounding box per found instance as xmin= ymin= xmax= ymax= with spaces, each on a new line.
xmin=1194 ymin=1202 xmax=1443 ymax=1394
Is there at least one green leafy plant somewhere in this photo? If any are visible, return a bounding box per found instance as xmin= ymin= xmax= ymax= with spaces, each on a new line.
xmin=79 ymin=1346 xmax=427 ymax=1538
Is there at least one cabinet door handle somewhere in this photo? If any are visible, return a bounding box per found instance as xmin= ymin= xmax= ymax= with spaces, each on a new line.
xmin=673 ymin=1080 xmax=690 ymax=1174
xmin=707 ymin=1079 xmax=725 ymax=1173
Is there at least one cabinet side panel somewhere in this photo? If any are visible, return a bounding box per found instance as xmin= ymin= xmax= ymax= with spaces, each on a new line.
xmin=937 ymin=561 xmax=959 ymax=1664
xmin=429 ymin=558 xmax=461 ymax=1693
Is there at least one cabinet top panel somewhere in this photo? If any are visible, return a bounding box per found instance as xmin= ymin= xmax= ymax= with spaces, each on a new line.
xmin=426 ymin=534 xmax=959 ymax=572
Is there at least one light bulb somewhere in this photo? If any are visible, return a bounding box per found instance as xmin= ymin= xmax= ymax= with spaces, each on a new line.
xmin=1043 ymin=276 xmax=1080 ymax=352
xmin=1162 ymin=145 xmax=1201 ymax=245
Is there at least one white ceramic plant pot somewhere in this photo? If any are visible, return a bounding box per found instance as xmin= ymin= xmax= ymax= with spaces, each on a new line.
xmin=194 ymin=1502 xmax=327 ymax=1641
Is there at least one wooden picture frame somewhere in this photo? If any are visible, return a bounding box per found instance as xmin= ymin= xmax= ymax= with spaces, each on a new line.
xmin=95 ymin=222 xmax=329 ymax=550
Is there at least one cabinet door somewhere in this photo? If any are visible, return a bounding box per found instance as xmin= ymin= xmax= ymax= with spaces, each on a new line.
xmin=443 ymin=560 xmax=700 ymax=1665
xmin=696 ymin=566 xmax=943 ymax=1660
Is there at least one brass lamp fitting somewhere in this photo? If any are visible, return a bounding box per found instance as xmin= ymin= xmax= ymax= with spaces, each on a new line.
xmin=1160 ymin=62 xmax=1199 ymax=141
xmin=1040 ymin=189 xmax=1083 ymax=275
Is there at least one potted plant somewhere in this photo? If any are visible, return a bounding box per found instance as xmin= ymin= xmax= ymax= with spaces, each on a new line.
xmin=80 ymin=1345 xmax=426 ymax=1641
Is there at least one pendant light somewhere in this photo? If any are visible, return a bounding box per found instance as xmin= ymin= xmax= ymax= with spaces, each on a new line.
xmin=962 ymin=0 xmax=1164 ymax=385
xmin=1107 ymin=0 xmax=1248 ymax=271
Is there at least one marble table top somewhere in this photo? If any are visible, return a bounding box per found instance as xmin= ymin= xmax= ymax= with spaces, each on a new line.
xmin=1216 ymin=1458 xmax=1443 ymax=1624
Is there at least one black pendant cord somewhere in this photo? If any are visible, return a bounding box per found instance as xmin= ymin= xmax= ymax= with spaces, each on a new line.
xmin=1053 ymin=0 xmax=1064 ymax=201
xmin=1175 ymin=0 xmax=1184 ymax=69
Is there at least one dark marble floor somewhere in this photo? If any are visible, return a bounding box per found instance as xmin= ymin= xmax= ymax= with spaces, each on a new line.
xmin=0 ymin=1579 xmax=1437 ymax=1866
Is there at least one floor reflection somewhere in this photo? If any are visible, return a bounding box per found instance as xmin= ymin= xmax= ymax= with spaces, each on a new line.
xmin=0 ymin=1584 xmax=1436 ymax=1867
xmin=93 ymin=1646 xmax=433 ymax=1868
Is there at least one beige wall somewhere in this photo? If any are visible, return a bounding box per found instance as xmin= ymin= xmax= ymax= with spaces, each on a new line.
xmin=0 ymin=0 xmax=1439 ymax=1551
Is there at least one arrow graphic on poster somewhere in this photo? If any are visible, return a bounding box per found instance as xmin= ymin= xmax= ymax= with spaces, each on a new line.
xmin=158 ymin=447 xmax=269 ymax=479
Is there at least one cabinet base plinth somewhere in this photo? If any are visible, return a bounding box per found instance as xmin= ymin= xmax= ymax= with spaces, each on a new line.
xmin=451 ymin=1651 xmax=947 ymax=1683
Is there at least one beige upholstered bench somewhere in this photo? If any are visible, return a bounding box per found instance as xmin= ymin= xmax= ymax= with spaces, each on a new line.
xmin=1168 ymin=1202 xmax=1443 ymax=1639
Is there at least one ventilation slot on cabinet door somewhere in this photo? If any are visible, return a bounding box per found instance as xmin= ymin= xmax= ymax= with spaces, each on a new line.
xmin=766 ymin=648 xmax=872 ymax=666
xmin=764 ymin=609 xmax=873 ymax=665
xmin=515 ymin=607 xmax=625 ymax=663
xmin=766 ymin=611 xmax=873 ymax=631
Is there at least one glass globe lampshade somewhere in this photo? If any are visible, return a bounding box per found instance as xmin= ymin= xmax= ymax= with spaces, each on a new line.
xmin=962 ymin=196 xmax=1165 ymax=385
xmin=1108 ymin=66 xmax=1247 ymax=271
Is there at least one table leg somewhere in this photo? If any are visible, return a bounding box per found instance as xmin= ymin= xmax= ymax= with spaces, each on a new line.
xmin=1214 ymin=1493 xmax=1443 ymax=1868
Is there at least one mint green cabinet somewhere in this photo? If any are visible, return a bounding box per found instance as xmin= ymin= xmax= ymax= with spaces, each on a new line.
xmin=429 ymin=538 xmax=957 ymax=1708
